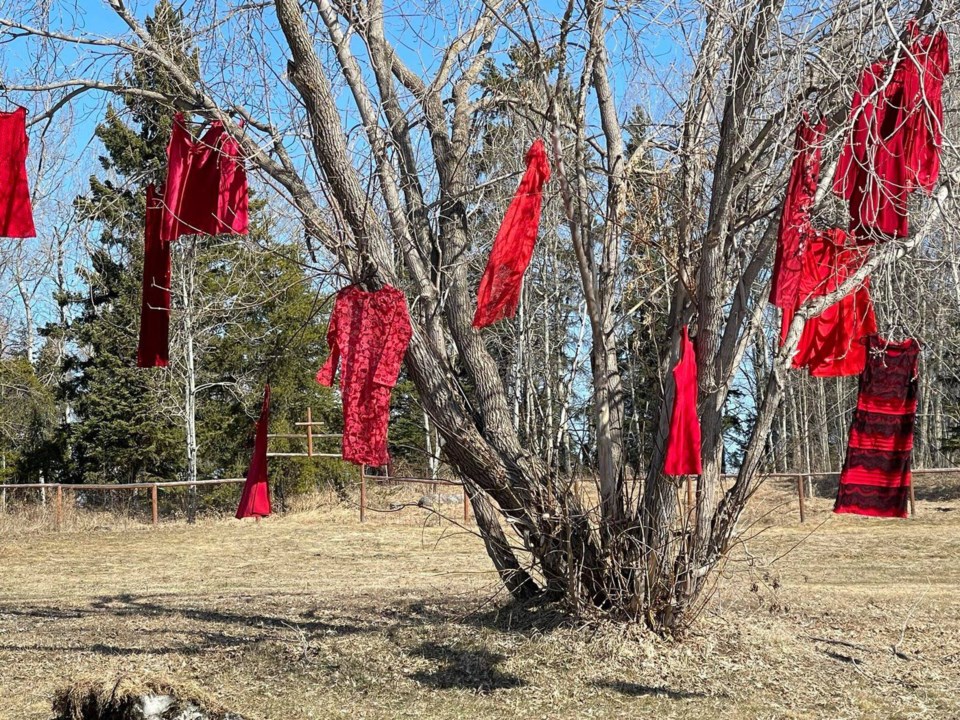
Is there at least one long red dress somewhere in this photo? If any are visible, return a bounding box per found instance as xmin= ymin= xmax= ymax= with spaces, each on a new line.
xmin=236 ymin=385 xmax=272 ymax=519
xmin=664 ymin=325 xmax=702 ymax=476
xmin=835 ymin=336 xmax=920 ymax=518
xmin=161 ymin=113 xmax=249 ymax=241
xmin=784 ymin=228 xmax=877 ymax=377
xmin=473 ymin=139 xmax=551 ymax=328
xmin=317 ymin=285 xmax=413 ymax=466
xmin=769 ymin=114 xmax=826 ymax=311
xmin=137 ymin=185 xmax=172 ymax=368
xmin=834 ymin=25 xmax=950 ymax=241
xmin=0 ymin=107 xmax=36 ymax=238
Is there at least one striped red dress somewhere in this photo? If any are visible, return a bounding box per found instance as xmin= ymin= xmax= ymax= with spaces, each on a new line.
xmin=835 ymin=335 xmax=920 ymax=518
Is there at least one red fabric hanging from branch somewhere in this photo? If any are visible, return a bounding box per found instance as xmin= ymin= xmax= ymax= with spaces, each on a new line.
xmin=664 ymin=326 xmax=702 ymax=476
xmin=473 ymin=139 xmax=551 ymax=328
xmin=0 ymin=107 xmax=36 ymax=238
xmin=137 ymin=185 xmax=172 ymax=368
xmin=236 ymin=384 xmax=272 ymax=519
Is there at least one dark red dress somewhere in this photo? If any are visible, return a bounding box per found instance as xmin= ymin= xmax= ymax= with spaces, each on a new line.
xmin=473 ymin=139 xmax=551 ymax=328
xmin=137 ymin=185 xmax=172 ymax=368
xmin=161 ymin=113 xmax=249 ymax=241
xmin=769 ymin=114 xmax=826 ymax=311
xmin=0 ymin=107 xmax=36 ymax=238
xmin=664 ymin=325 xmax=702 ymax=476
xmin=784 ymin=228 xmax=877 ymax=377
xmin=835 ymin=336 xmax=920 ymax=518
xmin=317 ymin=285 xmax=412 ymax=466
xmin=237 ymin=385 xmax=272 ymax=519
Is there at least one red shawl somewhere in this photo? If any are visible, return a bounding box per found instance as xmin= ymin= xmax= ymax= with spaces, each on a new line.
xmin=236 ymin=385 xmax=272 ymax=519
xmin=473 ymin=139 xmax=551 ymax=328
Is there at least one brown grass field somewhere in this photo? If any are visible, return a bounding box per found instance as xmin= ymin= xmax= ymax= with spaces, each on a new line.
xmin=1 ymin=479 xmax=959 ymax=719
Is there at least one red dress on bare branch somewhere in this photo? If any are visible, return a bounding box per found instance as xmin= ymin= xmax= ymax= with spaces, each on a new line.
xmin=317 ymin=285 xmax=412 ymax=466
xmin=664 ymin=326 xmax=702 ymax=476
xmin=236 ymin=385 xmax=272 ymax=519
xmin=769 ymin=114 xmax=826 ymax=311
xmin=473 ymin=139 xmax=551 ymax=328
xmin=835 ymin=336 xmax=919 ymax=518
xmin=137 ymin=185 xmax=172 ymax=368
xmin=161 ymin=113 xmax=249 ymax=241
xmin=0 ymin=107 xmax=36 ymax=238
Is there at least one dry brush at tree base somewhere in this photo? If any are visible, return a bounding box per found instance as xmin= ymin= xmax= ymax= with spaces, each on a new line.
xmin=2 ymin=0 xmax=958 ymax=632
xmin=1 ymin=482 xmax=960 ymax=719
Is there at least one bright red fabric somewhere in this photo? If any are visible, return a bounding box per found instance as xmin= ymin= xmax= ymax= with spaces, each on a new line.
xmin=473 ymin=139 xmax=551 ymax=328
xmin=317 ymin=285 xmax=412 ymax=466
xmin=769 ymin=115 xmax=826 ymax=310
xmin=834 ymin=26 xmax=950 ymax=240
xmin=783 ymin=228 xmax=877 ymax=377
xmin=161 ymin=113 xmax=249 ymax=241
xmin=664 ymin=326 xmax=702 ymax=476
xmin=0 ymin=107 xmax=36 ymax=238
xmin=237 ymin=384 xmax=272 ymax=519
xmin=137 ymin=185 xmax=172 ymax=368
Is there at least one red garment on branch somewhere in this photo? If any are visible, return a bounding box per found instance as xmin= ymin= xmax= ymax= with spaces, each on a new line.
xmin=473 ymin=139 xmax=551 ymax=328
xmin=834 ymin=25 xmax=950 ymax=240
xmin=664 ymin=326 xmax=702 ymax=476
xmin=0 ymin=107 xmax=36 ymax=238
xmin=317 ymin=285 xmax=412 ymax=466
xmin=236 ymin=385 xmax=272 ymax=519
xmin=161 ymin=113 xmax=249 ymax=241
xmin=783 ymin=228 xmax=877 ymax=377
xmin=835 ymin=336 xmax=919 ymax=518
xmin=769 ymin=115 xmax=826 ymax=310
xmin=137 ymin=186 xmax=172 ymax=368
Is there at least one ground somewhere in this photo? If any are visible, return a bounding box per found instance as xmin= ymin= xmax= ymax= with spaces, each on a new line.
xmin=1 ymin=482 xmax=958 ymax=720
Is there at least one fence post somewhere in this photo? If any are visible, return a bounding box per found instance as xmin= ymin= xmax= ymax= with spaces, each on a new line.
xmin=796 ymin=474 xmax=806 ymax=524
xmin=359 ymin=465 xmax=366 ymax=523
xmin=55 ymin=485 xmax=64 ymax=531
xmin=306 ymin=407 xmax=314 ymax=457
xmin=463 ymin=484 xmax=469 ymax=523
xmin=909 ymin=483 xmax=917 ymax=517
xmin=152 ymin=483 xmax=159 ymax=527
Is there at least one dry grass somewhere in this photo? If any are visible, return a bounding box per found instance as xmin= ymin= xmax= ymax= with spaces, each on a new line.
xmin=1 ymin=480 xmax=959 ymax=719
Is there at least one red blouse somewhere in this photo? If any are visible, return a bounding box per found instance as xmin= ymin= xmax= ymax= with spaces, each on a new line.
xmin=317 ymin=285 xmax=412 ymax=466
xmin=0 ymin=107 xmax=36 ymax=238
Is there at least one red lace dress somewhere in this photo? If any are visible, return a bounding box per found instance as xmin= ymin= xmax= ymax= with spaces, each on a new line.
xmin=0 ymin=107 xmax=36 ymax=238
xmin=236 ymin=385 xmax=272 ymax=519
xmin=784 ymin=228 xmax=877 ymax=377
xmin=769 ymin=114 xmax=826 ymax=311
xmin=317 ymin=285 xmax=412 ymax=466
xmin=835 ymin=336 xmax=920 ymax=518
xmin=473 ymin=139 xmax=551 ymax=328
xmin=137 ymin=186 xmax=172 ymax=368
xmin=161 ymin=113 xmax=249 ymax=241
xmin=664 ymin=326 xmax=702 ymax=476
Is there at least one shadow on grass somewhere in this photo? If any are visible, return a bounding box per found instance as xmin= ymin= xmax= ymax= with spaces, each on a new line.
xmin=409 ymin=641 xmax=525 ymax=691
xmin=594 ymin=679 xmax=707 ymax=700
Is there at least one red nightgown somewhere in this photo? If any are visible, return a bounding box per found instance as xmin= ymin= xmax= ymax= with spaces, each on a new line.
xmin=161 ymin=113 xmax=249 ymax=241
xmin=237 ymin=384 xmax=272 ymax=519
xmin=473 ymin=139 xmax=551 ymax=328
xmin=137 ymin=185 xmax=172 ymax=368
xmin=664 ymin=325 xmax=702 ymax=476
xmin=0 ymin=107 xmax=36 ymax=238
xmin=769 ymin=114 xmax=826 ymax=311
xmin=317 ymin=285 xmax=413 ymax=466
xmin=783 ymin=228 xmax=877 ymax=377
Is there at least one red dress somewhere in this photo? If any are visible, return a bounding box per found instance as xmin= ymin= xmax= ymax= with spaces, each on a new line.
xmin=0 ymin=107 xmax=36 ymax=238
xmin=473 ymin=139 xmax=551 ymax=328
xmin=161 ymin=113 xmax=249 ymax=241
xmin=769 ymin=114 xmax=826 ymax=310
xmin=137 ymin=185 xmax=172 ymax=368
xmin=835 ymin=336 xmax=919 ymax=518
xmin=784 ymin=228 xmax=877 ymax=377
xmin=237 ymin=385 xmax=272 ymax=519
xmin=664 ymin=326 xmax=702 ymax=476
xmin=317 ymin=285 xmax=412 ymax=466
xmin=834 ymin=25 xmax=950 ymax=240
